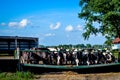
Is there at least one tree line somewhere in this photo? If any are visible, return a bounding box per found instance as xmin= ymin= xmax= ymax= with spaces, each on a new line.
xmin=39 ymin=44 xmax=109 ymax=50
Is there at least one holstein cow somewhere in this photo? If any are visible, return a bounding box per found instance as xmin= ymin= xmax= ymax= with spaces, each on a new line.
xmin=48 ymin=47 xmax=60 ymax=65
xmin=71 ymin=49 xmax=79 ymax=66
xmin=20 ymin=48 xmax=51 ymax=64
xmin=82 ymin=49 xmax=89 ymax=65
xmin=105 ymin=50 xmax=115 ymax=63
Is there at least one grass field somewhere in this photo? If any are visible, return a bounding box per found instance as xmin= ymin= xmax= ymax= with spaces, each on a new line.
xmin=0 ymin=71 xmax=34 ymax=80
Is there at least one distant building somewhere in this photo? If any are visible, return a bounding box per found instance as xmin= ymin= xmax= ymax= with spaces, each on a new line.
xmin=112 ymin=38 xmax=120 ymax=49
xmin=0 ymin=36 xmax=38 ymax=55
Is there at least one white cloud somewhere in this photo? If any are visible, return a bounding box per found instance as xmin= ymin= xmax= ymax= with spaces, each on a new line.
xmin=8 ymin=19 xmax=28 ymax=28
xmin=65 ymin=24 xmax=83 ymax=32
xmin=44 ymin=33 xmax=55 ymax=37
xmin=50 ymin=22 xmax=61 ymax=30
xmin=76 ymin=25 xmax=83 ymax=31
xmin=0 ymin=22 xmax=6 ymax=26
xmin=65 ymin=25 xmax=73 ymax=32
xmin=19 ymin=19 xmax=28 ymax=27
xmin=8 ymin=22 xmax=18 ymax=27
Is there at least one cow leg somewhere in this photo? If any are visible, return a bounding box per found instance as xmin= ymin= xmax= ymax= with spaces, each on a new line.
xmin=75 ymin=59 xmax=79 ymax=66
xmin=57 ymin=56 xmax=60 ymax=65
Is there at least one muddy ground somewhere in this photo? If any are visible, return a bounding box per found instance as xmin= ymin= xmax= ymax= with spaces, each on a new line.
xmin=34 ymin=71 xmax=120 ymax=80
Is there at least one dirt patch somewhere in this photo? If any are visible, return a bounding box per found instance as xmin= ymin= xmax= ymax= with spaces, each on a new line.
xmin=34 ymin=71 xmax=120 ymax=80
xmin=0 ymin=56 xmax=14 ymax=59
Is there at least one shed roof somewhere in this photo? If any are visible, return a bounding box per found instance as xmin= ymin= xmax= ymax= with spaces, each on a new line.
xmin=112 ymin=38 xmax=120 ymax=44
xmin=0 ymin=36 xmax=38 ymax=40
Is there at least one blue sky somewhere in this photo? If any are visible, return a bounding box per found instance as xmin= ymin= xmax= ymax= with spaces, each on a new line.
xmin=0 ymin=0 xmax=106 ymax=46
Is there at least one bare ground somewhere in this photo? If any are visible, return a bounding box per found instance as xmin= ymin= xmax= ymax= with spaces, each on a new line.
xmin=34 ymin=71 xmax=120 ymax=80
xmin=0 ymin=56 xmax=14 ymax=59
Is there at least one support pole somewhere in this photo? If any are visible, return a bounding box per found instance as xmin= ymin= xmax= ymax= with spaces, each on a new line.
xmin=15 ymin=36 xmax=20 ymax=59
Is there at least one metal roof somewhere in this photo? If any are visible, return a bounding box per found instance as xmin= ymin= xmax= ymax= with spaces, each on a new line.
xmin=112 ymin=38 xmax=120 ymax=44
xmin=0 ymin=36 xmax=38 ymax=40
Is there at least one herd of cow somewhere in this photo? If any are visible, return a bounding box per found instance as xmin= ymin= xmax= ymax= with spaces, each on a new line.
xmin=20 ymin=48 xmax=116 ymax=66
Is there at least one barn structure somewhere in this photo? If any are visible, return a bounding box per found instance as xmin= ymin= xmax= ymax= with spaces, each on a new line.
xmin=0 ymin=36 xmax=38 ymax=56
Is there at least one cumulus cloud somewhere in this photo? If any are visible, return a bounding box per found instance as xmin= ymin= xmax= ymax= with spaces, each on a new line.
xmin=65 ymin=25 xmax=73 ymax=32
xmin=65 ymin=24 xmax=83 ymax=32
xmin=44 ymin=33 xmax=55 ymax=37
xmin=50 ymin=22 xmax=61 ymax=30
xmin=8 ymin=19 xmax=28 ymax=28
xmin=19 ymin=19 xmax=28 ymax=27
xmin=76 ymin=25 xmax=83 ymax=31
xmin=8 ymin=22 xmax=18 ymax=27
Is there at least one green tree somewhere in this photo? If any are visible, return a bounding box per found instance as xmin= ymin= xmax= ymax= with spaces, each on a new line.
xmin=93 ymin=44 xmax=103 ymax=49
xmin=80 ymin=44 xmax=86 ymax=48
xmin=79 ymin=0 xmax=120 ymax=45
xmin=76 ymin=44 xmax=85 ymax=48
xmin=86 ymin=44 xmax=92 ymax=48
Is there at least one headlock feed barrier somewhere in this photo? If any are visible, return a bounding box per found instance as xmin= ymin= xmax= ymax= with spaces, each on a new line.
xmin=18 ymin=49 xmax=120 ymax=73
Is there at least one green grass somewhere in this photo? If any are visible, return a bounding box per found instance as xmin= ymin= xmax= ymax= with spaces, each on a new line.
xmin=0 ymin=71 xmax=34 ymax=80
xmin=0 ymin=53 xmax=10 ymax=56
xmin=112 ymin=50 xmax=119 ymax=59
xmin=113 ymin=52 xmax=119 ymax=59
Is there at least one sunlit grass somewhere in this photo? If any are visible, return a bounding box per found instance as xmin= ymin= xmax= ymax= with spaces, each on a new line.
xmin=0 ymin=71 xmax=34 ymax=80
